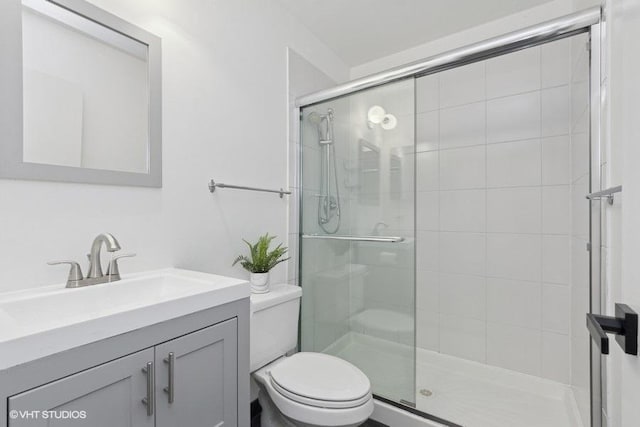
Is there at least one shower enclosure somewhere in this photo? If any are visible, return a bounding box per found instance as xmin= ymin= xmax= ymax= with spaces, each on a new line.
xmin=297 ymin=8 xmax=602 ymax=427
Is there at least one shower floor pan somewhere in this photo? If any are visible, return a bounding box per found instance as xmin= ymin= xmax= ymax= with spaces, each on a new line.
xmin=326 ymin=332 xmax=584 ymax=427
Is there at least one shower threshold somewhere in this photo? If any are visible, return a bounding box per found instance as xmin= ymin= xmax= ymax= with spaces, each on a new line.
xmin=326 ymin=332 xmax=584 ymax=427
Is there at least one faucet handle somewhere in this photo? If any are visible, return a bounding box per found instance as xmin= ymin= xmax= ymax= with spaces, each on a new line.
xmin=106 ymin=253 xmax=136 ymax=281
xmin=48 ymin=260 xmax=84 ymax=287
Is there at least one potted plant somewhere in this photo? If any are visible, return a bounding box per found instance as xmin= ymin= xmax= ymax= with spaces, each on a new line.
xmin=232 ymin=233 xmax=290 ymax=293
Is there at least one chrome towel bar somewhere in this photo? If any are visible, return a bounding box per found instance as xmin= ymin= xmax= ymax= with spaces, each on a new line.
xmin=208 ymin=179 xmax=291 ymax=198
xmin=301 ymin=234 xmax=405 ymax=243
xmin=586 ymin=185 xmax=622 ymax=205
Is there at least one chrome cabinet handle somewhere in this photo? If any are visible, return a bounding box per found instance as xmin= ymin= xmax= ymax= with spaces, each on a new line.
xmin=163 ymin=352 xmax=175 ymax=403
xmin=141 ymin=361 xmax=154 ymax=416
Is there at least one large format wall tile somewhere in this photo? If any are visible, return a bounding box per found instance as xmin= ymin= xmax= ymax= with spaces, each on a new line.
xmin=439 ymin=102 xmax=486 ymax=149
xmin=439 ymin=62 xmax=485 ymax=108
xmin=486 ymin=47 xmax=541 ymax=98
xmin=412 ymin=39 xmax=579 ymax=384
xmin=487 ymin=139 xmax=541 ymax=188
xmin=487 ymin=187 xmax=542 ymax=233
xmin=487 ymin=91 xmax=541 ymax=143
xmin=439 ymin=232 xmax=486 ymax=276
xmin=439 ymin=189 xmax=486 ymax=232
xmin=439 ymin=146 xmax=486 ymax=190
xmin=487 ymin=233 xmax=542 ymax=282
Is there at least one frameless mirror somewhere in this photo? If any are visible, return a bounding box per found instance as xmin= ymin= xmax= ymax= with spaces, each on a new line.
xmin=0 ymin=0 xmax=161 ymax=186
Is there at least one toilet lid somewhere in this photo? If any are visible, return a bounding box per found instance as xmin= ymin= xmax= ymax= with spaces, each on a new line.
xmin=269 ymin=353 xmax=371 ymax=405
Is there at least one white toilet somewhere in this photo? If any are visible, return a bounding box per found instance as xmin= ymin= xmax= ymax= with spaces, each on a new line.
xmin=250 ymin=284 xmax=374 ymax=427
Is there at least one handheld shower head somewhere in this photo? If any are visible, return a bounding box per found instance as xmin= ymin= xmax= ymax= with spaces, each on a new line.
xmin=307 ymin=111 xmax=323 ymax=125
xmin=308 ymin=109 xmax=334 ymax=145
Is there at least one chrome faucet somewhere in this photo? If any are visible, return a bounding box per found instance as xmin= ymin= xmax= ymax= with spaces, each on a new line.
xmin=87 ymin=233 xmax=121 ymax=279
xmin=48 ymin=233 xmax=135 ymax=288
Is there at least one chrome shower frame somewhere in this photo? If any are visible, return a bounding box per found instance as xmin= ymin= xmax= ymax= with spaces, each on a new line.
xmin=296 ymin=8 xmax=600 ymax=108
xmin=296 ymin=7 xmax=603 ymax=426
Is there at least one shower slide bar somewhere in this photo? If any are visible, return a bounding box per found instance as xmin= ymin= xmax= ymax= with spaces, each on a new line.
xmin=208 ymin=179 xmax=291 ymax=198
xmin=301 ymin=234 xmax=405 ymax=243
xmin=586 ymin=185 xmax=622 ymax=205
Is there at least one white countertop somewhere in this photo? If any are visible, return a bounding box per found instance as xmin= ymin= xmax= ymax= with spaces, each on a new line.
xmin=0 ymin=268 xmax=250 ymax=371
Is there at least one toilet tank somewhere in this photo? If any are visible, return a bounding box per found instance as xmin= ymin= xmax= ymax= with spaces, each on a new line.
xmin=250 ymin=284 xmax=302 ymax=372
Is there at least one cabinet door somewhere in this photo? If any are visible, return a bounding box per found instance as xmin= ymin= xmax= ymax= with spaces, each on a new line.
xmin=155 ymin=318 xmax=238 ymax=427
xmin=8 ymin=348 xmax=155 ymax=427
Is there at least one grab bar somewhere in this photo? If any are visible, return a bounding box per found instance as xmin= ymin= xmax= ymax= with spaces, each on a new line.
xmin=208 ymin=179 xmax=291 ymax=198
xmin=586 ymin=185 xmax=622 ymax=205
xmin=301 ymin=234 xmax=405 ymax=243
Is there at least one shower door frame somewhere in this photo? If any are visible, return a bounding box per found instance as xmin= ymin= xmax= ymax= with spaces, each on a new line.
xmin=295 ymin=8 xmax=604 ymax=427
xmin=589 ymin=20 xmax=604 ymax=427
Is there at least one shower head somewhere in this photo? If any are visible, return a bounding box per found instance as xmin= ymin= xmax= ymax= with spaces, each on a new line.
xmin=308 ymin=109 xmax=334 ymax=145
xmin=307 ymin=111 xmax=323 ymax=125
xmin=307 ymin=108 xmax=334 ymax=124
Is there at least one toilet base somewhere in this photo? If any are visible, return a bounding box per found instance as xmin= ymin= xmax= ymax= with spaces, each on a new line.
xmin=258 ymin=386 xmax=296 ymax=427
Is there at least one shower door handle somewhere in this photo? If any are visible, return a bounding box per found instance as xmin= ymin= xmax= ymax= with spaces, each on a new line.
xmin=586 ymin=303 xmax=638 ymax=355
xmin=301 ymin=234 xmax=405 ymax=243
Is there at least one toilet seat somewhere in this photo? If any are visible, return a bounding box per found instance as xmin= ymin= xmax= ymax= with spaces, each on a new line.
xmin=270 ymin=377 xmax=371 ymax=409
xmin=254 ymin=353 xmax=374 ymax=426
xmin=268 ymin=352 xmax=371 ymax=409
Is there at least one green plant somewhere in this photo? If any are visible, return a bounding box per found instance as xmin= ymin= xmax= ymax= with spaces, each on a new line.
xmin=232 ymin=233 xmax=290 ymax=274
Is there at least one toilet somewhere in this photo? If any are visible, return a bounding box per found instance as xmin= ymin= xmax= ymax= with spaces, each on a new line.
xmin=250 ymin=284 xmax=374 ymax=427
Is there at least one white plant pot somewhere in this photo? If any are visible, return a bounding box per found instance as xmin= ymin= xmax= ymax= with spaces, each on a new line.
xmin=250 ymin=272 xmax=270 ymax=294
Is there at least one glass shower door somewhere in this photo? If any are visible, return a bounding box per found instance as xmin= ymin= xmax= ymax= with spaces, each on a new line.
xmin=299 ymin=79 xmax=416 ymax=406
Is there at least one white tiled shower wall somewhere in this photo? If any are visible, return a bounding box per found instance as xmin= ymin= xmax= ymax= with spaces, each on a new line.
xmin=414 ymin=35 xmax=589 ymax=383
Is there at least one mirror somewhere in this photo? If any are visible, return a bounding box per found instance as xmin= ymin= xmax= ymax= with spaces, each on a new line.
xmin=0 ymin=0 xmax=161 ymax=187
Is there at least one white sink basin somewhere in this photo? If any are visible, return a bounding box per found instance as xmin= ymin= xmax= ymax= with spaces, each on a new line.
xmin=0 ymin=268 xmax=249 ymax=370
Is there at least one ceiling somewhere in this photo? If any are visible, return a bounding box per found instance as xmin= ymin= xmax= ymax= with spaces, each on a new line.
xmin=277 ymin=0 xmax=554 ymax=66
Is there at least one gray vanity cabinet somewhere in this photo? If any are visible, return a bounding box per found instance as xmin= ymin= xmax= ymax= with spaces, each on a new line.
xmin=0 ymin=299 xmax=249 ymax=427
xmin=7 ymin=319 xmax=240 ymax=427
xmin=8 ymin=348 xmax=155 ymax=427
xmin=155 ymin=318 xmax=238 ymax=427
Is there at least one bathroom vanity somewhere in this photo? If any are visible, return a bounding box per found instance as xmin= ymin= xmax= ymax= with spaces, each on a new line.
xmin=0 ymin=269 xmax=250 ymax=427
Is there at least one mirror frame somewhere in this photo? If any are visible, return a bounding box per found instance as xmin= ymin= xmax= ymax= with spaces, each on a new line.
xmin=0 ymin=0 xmax=162 ymax=187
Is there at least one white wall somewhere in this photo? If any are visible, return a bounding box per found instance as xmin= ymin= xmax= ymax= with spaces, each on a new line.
xmin=350 ymin=0 xmax=574 ymax=79
xmin=0 ymin=0 xmax=349 ymax=294
xmin=597 ymin=0 xmax=640 ymax=425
